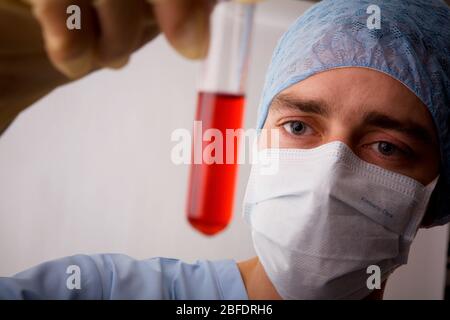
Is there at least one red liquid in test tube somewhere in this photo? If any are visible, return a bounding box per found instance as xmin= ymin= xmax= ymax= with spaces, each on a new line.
xmin=186 ymin=1 xmax=255 ymax=236
xmin=187 ymin=92 xmax=245 ymax=235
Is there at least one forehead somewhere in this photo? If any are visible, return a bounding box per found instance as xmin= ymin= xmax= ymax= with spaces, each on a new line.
xmin=274 ymin=67 xmax=434 ymax=128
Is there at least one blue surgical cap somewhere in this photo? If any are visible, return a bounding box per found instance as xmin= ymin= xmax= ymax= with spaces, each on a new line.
xmin=257 ymin=0 xmax=450 ymax=226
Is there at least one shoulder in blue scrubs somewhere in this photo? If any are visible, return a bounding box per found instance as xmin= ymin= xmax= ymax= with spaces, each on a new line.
xmin=0 ymin=254 xmax=249 ymax=299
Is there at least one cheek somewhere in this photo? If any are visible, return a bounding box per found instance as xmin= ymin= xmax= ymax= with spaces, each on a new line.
xmin=257 ymin=133 xmax=268 ymax=150
xmin=372 ymin=148 xmax=440 ymax=185
xmin=410 ymin=152 xmax=440 ymax=185
xmin=258 ymin=127 xmax=281 ymax=150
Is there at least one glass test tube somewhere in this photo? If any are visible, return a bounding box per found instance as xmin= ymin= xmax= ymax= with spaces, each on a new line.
xmin=186 ymin=0 xmax=256 ymax=236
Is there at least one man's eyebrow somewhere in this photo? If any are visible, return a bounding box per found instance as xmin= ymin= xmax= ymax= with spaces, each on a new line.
xmin=271 ymin=94 xmax=330 ymax=117
xmin=363 ymin=111 xmax=435 ymax=144
xmin=271 ymin=94 xmax=435 ymax=144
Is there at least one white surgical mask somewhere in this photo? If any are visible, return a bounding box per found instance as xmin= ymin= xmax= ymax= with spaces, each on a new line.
xmin=243 ymin=141 xmax=438 ymax=300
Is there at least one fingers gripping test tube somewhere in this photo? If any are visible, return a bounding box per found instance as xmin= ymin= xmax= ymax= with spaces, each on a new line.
xmin=187 ymin=0 xmax=256 ymax=236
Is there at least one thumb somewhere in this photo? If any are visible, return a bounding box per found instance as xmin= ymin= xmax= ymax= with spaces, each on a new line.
xmin=151 ymin=0 xmax=215 ymax=60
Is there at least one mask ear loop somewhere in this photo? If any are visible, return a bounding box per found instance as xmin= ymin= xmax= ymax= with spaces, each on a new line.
xmin=420 ymin=175 xmax=443 ymax=228
xmin=404 ymin=175 xmax=440 ymax=240
xmin=392 ymin=175 xmax=440 ymax=265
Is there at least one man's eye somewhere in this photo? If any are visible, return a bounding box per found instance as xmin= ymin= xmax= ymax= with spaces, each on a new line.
xmin=372 ymin=141 xmax=402 ymax=157
xmin=282 ymin=121 xmax=312 ymax=136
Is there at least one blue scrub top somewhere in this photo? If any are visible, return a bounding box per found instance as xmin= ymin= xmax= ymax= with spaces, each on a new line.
xmin=0 ymin=254 xmax=249 ymax=299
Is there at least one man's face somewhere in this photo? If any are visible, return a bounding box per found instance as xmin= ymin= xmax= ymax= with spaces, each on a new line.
xmin=262 ymin=67 xmax=440 ymax=186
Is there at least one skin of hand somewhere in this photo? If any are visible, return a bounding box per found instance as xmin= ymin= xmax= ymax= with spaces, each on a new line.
xmin=238 ymin=67 xmax=440 ymax=300
xmin=0 ymin=0 xmax=220 ymax=134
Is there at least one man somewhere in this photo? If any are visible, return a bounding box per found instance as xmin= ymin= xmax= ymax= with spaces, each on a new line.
xmin=0 ymin=0 xmax=449 ymax=299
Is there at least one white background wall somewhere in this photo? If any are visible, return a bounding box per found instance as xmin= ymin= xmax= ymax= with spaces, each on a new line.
xmin=0 ymin=0 xmax=448 ymax=299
